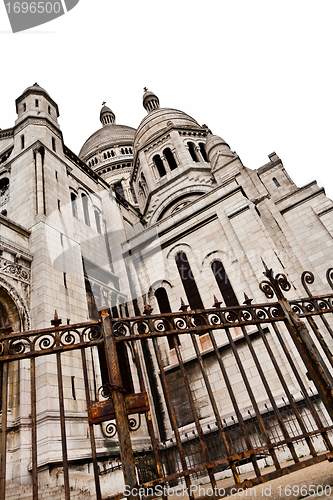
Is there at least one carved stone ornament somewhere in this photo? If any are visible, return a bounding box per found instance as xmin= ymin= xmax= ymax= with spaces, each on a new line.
xmin=0 ymin=257 xmax=31 ymax=283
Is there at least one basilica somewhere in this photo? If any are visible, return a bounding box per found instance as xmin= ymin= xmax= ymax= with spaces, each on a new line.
xmin=1 ymin=83 xmax=333 ymax=496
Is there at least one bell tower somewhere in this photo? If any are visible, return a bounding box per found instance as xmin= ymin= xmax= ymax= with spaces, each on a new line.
xmin=132 ymin=90 xmax=214 ymax=224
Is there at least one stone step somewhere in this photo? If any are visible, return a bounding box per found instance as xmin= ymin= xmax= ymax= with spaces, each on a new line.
xmin=5 ymin=484 xmax=93 ymax=499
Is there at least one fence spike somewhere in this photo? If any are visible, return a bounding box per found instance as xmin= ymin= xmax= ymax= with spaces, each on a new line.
xmin=143 ymin=300 xmax=153 ymax=315
xmin=179 ymin=298 xmax=189 ymax=311
xmin=213 ymin=295 xmax=222 ymax=308
xmin=243 ymin=293 xmax=253 ymax=305
xmin=261 ymin=257 xmax=274 ymax=279
xmin=51 ymin=310 xmax=62 ymax=327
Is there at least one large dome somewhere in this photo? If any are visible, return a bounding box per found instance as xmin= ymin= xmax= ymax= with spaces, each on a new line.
xmin=135 ymin=107 xmax=201 ymax=149
xmin=79 ymin=123 xmax=136 ymax=161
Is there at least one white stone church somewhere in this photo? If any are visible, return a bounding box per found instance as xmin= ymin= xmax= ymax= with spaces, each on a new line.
xmin=1 ymin=83 xmax=333 ymax=496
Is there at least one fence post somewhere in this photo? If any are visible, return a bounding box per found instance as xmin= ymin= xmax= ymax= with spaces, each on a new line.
xmin=260 ymin=263 xmax=333 ymax=419
xmin=100 ymin=309 xmax=138 ymax=499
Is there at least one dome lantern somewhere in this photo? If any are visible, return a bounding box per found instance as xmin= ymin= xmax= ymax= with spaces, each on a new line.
xmin=100 ymin=103 xmax=115 ymax=127
xmin=143 ymin=88 xmax=160 ymax=113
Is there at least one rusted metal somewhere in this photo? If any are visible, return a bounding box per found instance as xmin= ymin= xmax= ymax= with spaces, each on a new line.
xmin=151 ymin=335 xmax=195 ymax=500
xmin=190 ymin=330 xmax=241 ymax=484
xmin=100 ymin=309 xmax=138 ymax=500
xmin=88 ymin=392 xmax=149 ymax=424
xmin=31 ymin=356 xmax=38 ymax=500
xmin=80 ymin=347 xmax=102 ymax=500
xmin=260 ymin=268 xmax=333 ymax=419
xmin=56 ymin=350 xmax=70 ymax=500
xmin=0 ymin=361 xmax=8 ymax=500
xmin=1 ymin=268 xmax=333 ymax=499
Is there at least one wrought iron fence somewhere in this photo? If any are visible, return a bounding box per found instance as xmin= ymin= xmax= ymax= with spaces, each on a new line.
xmin=0 ymin=267 xmax=333 ymax=499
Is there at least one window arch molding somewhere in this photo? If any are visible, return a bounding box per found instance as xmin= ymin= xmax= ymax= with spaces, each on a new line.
xmin=201 ymin=250 xmax=231 ymax=272
xmin=166 ymin=242 xmax=193 ymax=262
xmin=150 ymin=185 xmax=211 ymax=224
xmin=76 ymin=187 xmax=92 ymax=201
xmin=0 ymin=277 xmax=31 ymax=331
xmin=147 ymin=279 xmax=173 ymax=303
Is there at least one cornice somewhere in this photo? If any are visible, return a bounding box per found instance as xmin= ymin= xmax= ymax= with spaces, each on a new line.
xmin=0 ymin=128 xmax=14 ymax=140
xmin=64 ymin=145 xmax=109 ymax=189
xmin=14 ymin=116 xmax=62 ymax=140
xmin=0 ymin=215 xmax=31 ymax=239
xmin=0 ymin=236 xmax=32 ymax=261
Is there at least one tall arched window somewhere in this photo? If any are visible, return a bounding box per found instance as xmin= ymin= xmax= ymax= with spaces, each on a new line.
xmin=114 ymin=181 xmax=125 ymax=198
xmin=70 ymin=192 xmax=77 ymax=218
xmin=211 ymin=261 xmax=238 ymax=307
xmin=130 ymin=184 xmax=138 ymax=204
xmin=81 ymin=193 xmax=90 ymax=226
xmin=199 ymin=143 xmax=208 ymax=162
xmin=163 ymin=148 xmax=178 ymax=171
xmin=187 ymin=142 xmax=199 ymax=162
xmin=155 ymin=287 xmax=179 ymax=348
xmin=175 ymin=252 xmax=204 ymax=310
xmin=153 ymin=154 xmax=166 ymax=177
xmin=94 ymin=210 xmax=101 ymax=234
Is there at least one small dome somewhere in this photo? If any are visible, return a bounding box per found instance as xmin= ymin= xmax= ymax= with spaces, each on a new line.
xmin=16 ymin=83 xmax=59 ymax=116
xmin=143 ymin=88 xmax=160 ymax=113
xmin=135 ymin=107 xmax=201 ymax=149
xmin=23 ymin=83 xmax=49 ymax=95
xmin=100 ymin=104 xmax=115 ymax=127
xmin=79 ymin=124 xmax=136 ymax=160
xmin=205 ymin=133 xmax=232 ymax=164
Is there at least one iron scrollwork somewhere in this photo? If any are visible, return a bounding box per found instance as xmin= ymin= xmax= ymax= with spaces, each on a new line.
xmin=101 ymin=414 xmax=141 ymax=439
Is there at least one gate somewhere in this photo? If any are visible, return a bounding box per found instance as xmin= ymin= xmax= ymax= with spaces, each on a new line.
xmin=1 ymin=266 xmax=333 ymax=499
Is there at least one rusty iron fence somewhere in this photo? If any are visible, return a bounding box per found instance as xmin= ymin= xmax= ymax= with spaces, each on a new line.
xmin=1 ymin=267 xmax=333 ymax=499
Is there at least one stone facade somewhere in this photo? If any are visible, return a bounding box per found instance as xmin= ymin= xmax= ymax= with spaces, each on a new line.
xmin=1 ymin=84 xmax=333 ymax=492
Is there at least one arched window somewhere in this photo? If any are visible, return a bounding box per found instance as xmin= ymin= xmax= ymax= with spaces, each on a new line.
xmin=155 ymin=287 xmax=179 ymax=348
xmin=153 ymin=155 xmax=166 ymax=177
xmin=199 ymin=143 xmax=208 ymax=162
xmin=211 ymin=261 xmax=238 ymax=307
xmin=273 ymin=177 xmax=280 ymax=187
xmin=175 ymin=252 xmax=204 ymax=310
xmin=163 ymin=148 xmax=178 ymax=171
xmin=130 ymin=184 xmax=138 ymax=204
xmin=70 ymin=192 xmax=77 ymax=218
xmin=81 ymin=193 xmax=90 ymax=226
xmin=114 ymin=181 xmax=125 ymax=198
xmin=187 ymin=142 xmax=199 ymax=162
xmin=139 ymin=182 xmax=145 ymax=200
xmin=94 ymin=210 xmax=101 ymax=234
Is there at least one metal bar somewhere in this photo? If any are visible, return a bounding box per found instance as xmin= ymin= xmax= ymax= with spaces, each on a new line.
xmin=131 ymin=340 xmax=164 ymax=480
xmin=271 ymin=321 xmax=333 ymax=451
xmin=102 ymin=450 xmax=333 ymax=500
xmin=151 ymin=336 xmax=195 ymax=500
xmin=173 ymin=339 xmax=218 ymax=491
xmin=281 ymin=309 xmax=333 ymax=419
xmin=100 ymin=310 xmax=138 ymax=499
xmin=305 ymin=316 xmax=333 ymax=368
xmin=207 ymin=328 xmax=261 ymax=477
xmin=31 ymin=357 xmax=38 ymax=499
xmin=56 ymin=351 xmax=70 ymax=500
xmin=256 ymin=323 xmax=317 ymax=458
xmin=224 ymin=326 xmax=281 ymax=469
xmin=81 ymin=347 xmax=102 ymax=500
xmin=189 ymin=331 xmax=240 ymax=484
xmin=239 ymin=324 xmax=299 ymax=463
xmin=0 ymin=361 xmax=8 ymax=500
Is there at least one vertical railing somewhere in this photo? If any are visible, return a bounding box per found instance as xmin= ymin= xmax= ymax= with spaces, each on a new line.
xmin=100 ymin=309 xmax=138 ymax=500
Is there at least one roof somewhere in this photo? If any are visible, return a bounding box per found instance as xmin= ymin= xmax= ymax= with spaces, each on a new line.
xmin=79 ymin=124 xmax=136 ymax=160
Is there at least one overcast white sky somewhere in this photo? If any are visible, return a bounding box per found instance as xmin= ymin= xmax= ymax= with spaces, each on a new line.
xmin=1 ymin=0 xmax=333 ymax=199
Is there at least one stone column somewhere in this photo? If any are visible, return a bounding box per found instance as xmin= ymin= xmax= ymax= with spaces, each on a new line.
xmin=35 ymin=148 xmax=44 ymax=215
